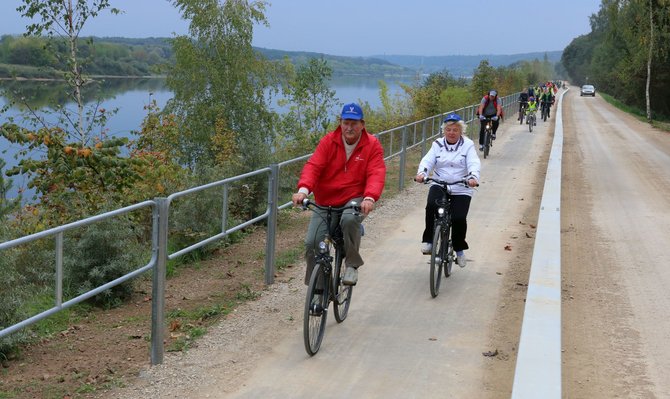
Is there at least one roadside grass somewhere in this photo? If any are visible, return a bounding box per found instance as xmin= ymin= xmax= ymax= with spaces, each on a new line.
xmin=600 ymin=92 xmax=670 ymax=132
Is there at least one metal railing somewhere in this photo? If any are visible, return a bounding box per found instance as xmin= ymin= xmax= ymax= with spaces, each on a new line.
xmin=0 ymin=92 xmax=520 ymax=365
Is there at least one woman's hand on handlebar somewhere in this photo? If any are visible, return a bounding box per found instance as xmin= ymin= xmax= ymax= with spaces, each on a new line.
xmin=414 ymin=174 xmax=426 ymax=183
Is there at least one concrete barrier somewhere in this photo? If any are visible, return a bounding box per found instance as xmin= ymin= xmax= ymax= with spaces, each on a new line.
xmin=511 ymin=88 xmax=566 ymax=398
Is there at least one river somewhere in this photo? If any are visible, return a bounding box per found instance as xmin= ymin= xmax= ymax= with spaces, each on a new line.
xmin=0 ymin=75 xmax=415 ymax=200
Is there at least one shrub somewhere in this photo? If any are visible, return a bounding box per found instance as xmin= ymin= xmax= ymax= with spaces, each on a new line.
xmin=63 ymin=217 xmax=143 ymax=308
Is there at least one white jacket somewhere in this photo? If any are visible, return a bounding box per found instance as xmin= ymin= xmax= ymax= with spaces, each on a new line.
xmin=417 ymin=135 xmax=481 ymax=196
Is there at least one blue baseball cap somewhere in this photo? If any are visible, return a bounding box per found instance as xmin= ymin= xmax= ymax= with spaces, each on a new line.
xmin=341 ymin=103 xmax=364 ymax=120
xmin=443 ymin=113 xmax=462 ymax=123
xmin=489 ymin=90 xmax=498 ymax=96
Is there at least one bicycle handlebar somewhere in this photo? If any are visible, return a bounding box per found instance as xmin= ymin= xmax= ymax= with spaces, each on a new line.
xmin=423 ymin=177 xmax=479 ymax=187
xmin=301 ymin=198 xmax=361 ymax=213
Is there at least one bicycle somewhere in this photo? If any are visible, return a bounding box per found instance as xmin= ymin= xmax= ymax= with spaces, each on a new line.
xmin=481 ymin=117 xmax=494 ymax=159
xmin=518 ymin=101 xmax=528 ymax=125
xmin=301 ymin=199 xmax=361 ymax=356
xmin=540 ymin=101 xmax=549 ymax=122
xmin=421 ymin=177 xmax=474 ymax=298
xmin=526 ymin=109 xmax=537 ymax=132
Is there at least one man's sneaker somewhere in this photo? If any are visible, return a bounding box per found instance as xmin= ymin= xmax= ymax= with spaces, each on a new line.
xmin=421 ymin=242 xmax=432 ymax=254
xmin=456 ymin=255 xmax=467 ymax=268
xmin=479 ymin=145 xmax=484 ymax=151
xmin=343 ymin=267 xmax=358 ymax=286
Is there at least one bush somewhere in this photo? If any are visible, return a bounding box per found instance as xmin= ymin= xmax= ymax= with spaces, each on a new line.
xmin=63 ymin=217 xmax=143 ymax=308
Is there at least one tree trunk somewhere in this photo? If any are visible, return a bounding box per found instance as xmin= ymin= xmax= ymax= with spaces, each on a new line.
xmin=646 ymin=0 xmax=653 ymax=122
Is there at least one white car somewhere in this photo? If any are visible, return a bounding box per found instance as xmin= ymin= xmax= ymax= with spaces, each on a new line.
xmin=580 ymin=85 xmax=596 ymax=97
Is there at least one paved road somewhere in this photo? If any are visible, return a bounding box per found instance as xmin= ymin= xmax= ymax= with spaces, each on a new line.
xmin=106 ymin=89 xmax=670 ymax=399
xmin=561 ymin=89 xmax=670 ymax=398
xmin=218 ymin=106 xmax=555 ymax=399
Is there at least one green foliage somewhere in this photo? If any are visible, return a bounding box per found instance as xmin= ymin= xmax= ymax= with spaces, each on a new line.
xmin=0 ymin=123 xmax=145 ymax=225
xmin=275 ymin=57 xmax=339 ymax=156
xmin=561 ymin=0 xmax=670 ymax=118
xmin=0 ymin=159 xmax=19 ymax=218
xmin=63 ymin=217 xmax=143 ymax=308
xmin=167 ymin=0 xmax=277 ymax=173
xmin=0 ymin=232 xmax=60 ymax=357
xmin=471 ymin=60 xmax=496 ymax=100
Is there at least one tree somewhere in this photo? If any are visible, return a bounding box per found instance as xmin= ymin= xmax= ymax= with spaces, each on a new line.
xmin=280 ymin=57 xmax=338 ymax=149
xmin=470 ymin=60 xmax=496 ymax=101
xmin=0 ymin=1 xmax=145 ymax=225
xmin=17 ymin=0 xmax=120 ymax=145
xmin=167 ymin=0 xmax=278 ymax=172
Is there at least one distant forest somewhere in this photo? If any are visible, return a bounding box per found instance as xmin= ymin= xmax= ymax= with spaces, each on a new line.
xmin=0 ymin=35 xmax=562 ymax=80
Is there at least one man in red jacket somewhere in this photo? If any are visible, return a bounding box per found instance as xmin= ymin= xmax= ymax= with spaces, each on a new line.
xmin=292 ymin=103 xmax=386 ymax=286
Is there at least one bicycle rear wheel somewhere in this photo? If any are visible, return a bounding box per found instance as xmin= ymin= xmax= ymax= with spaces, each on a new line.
xmin=333 ymin=248 xmax=352 ymax=323
xmin=304 ymin=262 xmax=328 ymax=356
xmin=429 ymin=224 xmax=444 ymax=298
xmin=519 ymin=109 xmax=524 ymax=125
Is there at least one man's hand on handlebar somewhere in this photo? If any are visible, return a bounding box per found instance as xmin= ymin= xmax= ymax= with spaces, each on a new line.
xmin=292 ymin=192 xmax=307 ymax=207
xmin=466 ymin=178 xmax=479 ymax=188
xmin=414 ymin=174 xmax=426 ymax=183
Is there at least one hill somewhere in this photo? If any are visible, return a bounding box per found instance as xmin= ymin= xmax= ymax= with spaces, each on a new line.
xmin=373 ymin=51 xmax=563 ymax=76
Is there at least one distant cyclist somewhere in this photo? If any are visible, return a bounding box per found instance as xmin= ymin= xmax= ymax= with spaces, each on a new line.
xmin=526 ymin=96 xmax=538 ymax=124
xmin=539 ymin=87 xmax=555 ymax=118
xmin=518 ymin=91 xmax=529 ymax=121
xmin=477 ymin=90 xmax=503 ymax=151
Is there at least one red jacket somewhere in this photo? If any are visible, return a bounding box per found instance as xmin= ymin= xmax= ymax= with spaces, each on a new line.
xmin=298 ymin=126 xmax=386 ymax=206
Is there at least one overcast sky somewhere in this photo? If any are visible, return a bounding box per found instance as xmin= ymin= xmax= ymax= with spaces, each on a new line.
xmin=0 ymin=0 xmax=602 ymax=57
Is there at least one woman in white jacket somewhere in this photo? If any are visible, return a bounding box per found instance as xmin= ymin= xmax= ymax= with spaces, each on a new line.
xmin=414 ymin=113 xmax=481 ymax=268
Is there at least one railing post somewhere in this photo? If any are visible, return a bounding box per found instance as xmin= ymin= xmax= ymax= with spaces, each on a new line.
xmin=421 ymin=119 xmax=427 ymax=156
xmin=55 ymin=232 xmax=63 ymax=307
xmin=151 ymin=198 xmax=168 ymax=365
xmin=398 ymin=126 xmax=407 ymax=191
xmin=265 ymin=163 xmax=279 ymax=285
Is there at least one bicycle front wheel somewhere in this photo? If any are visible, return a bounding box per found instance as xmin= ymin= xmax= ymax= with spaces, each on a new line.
xmin=429 ymin=224 xmax=444 ymax=298
xmin=304 ymin=262 xmax=328 ymax=356
xmin=333 ymin=248 xmax=352 ymax=323
xmin=483 ymin=132 xmax=490 ymax=159
xmin=529 ymin=116 xmax=534 ymax=132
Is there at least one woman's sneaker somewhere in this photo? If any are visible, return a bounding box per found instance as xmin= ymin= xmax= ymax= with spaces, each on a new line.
xmin=456 ymin=255 xmax=467 ymax=268
xmin=343 ymin=267 xmax=358 ymax=286
xmin=421 ymin=242 xmax=432 ymax=254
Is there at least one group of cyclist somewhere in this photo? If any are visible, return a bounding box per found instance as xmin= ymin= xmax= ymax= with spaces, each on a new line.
xmin=292 ymin=80 xmax=564 ymax=290
xmin=518 ymin=81 xmax=560 ymax=123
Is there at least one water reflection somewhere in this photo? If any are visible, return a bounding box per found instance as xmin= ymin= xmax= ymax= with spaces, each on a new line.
xmin=0 ymin=76 xmax=414 ymax=200
xmin=1 ymin=78 xmax=168 ymax=110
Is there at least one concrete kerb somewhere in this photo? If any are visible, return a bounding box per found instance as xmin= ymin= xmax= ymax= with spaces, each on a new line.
xmin=511 ymin=88 xmax=566 ymax=399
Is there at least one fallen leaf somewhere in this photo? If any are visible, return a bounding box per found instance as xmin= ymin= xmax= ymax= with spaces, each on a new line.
xmin=518 ymin=221 xmax=526 ymax=225
xmin=529 ymin=224 xmax=536 ymax=229
xmin=169 ymin=319 xmax=182 ymax=332
xmin=483 ymin=349 xmax=499 ymax=357
xmin=525 ymin=232 xmax=532 ymax=238
xmin=496 ymin=272 xmax=502 ymax=275
xmin=504 ymin=245 xmax=512 ymax=251
xmin=428 ymin=337 xmax=437 ymax=341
